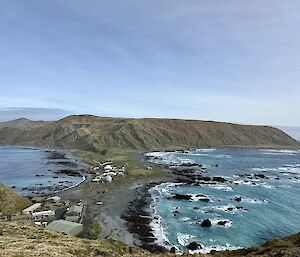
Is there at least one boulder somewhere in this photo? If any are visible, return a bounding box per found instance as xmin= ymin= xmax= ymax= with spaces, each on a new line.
xmin=234 ymin=196 xmax=242 ymax=202
xmin=212 ymin=176 xmax=227 ymax=183
xmin=172 ymin=194 xmax=192 ymax=201
xmin=217 ymin=220 xmax=228 ymax=226
xmin=170 ymin=246 xmax=176 ymax=253
xmin=201 ymin=219 xmax=212 ymax=227
xmin=255 ymin=174 xmax=266 ymax=179
xmin=187 ymin=242 xmax=202 ymax=251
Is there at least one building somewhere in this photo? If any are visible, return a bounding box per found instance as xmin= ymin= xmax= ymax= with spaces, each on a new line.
xmin=46 ymin=220 xmax=83 ymax=236
xmin=32 ymin=210 xmax=55 ymax=220
xmin=22 ymin=203 xmax=42 ymax=215
xmin=65 ymin=205 xmax=83 ymax=217
xmin=65 ymin=215 xmax=80 ymax=223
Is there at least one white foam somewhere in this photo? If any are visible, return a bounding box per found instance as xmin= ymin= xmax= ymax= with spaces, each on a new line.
xmin=242 ymin=197 xmax=269 ymax=204
xmin=194 ymin=148 xmax=217 ymax=152
xmin=232 ymin=180 xmax=274 ymax=189
xmin=259 ymin=149 xmax=299 ymax=155
xmin=190 ymin=194 xmax=213 ymax=202
xmin=205 ymin=184 xmax=233 ymax=192
xmin=211 ymin=219 xmax=233 ymax=228
xmin=177 ymin=233 xmax=196 ymax=246
xmin=212 ymin=205 xmax=248 ymax=213
xmin=179 ymin=217 xmax=191 ymax=222
xmin=252 ymin=164 xmax=300 ymax=175
xmin=190 ymin=243 xmax=242 ymax=254
xmin=214 ymin=154 xmax=232 ymax=158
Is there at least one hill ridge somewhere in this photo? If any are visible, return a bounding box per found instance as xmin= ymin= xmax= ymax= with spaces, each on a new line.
xmin=0 ymin=115 xmax=299 ymax=152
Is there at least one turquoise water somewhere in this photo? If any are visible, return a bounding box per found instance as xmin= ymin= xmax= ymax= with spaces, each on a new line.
xmin=0 ymin=146 xmax=84 ymax=197
xmin=147 ymin=148 xmax=300 ymax=253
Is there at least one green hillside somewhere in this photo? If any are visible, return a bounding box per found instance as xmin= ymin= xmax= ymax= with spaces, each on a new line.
xmin=0 ymin=115 xmax=298 ymax=152
xmin=0 ymin=184 xmax=31 ymax=216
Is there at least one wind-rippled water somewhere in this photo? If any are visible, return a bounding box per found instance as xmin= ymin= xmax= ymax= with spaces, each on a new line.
xmin=147 ymin=148 xmax=300 ymax=253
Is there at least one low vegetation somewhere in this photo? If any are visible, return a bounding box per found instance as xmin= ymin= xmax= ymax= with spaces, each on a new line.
xmin=0 ymin=115 xmax=298 ymax=152
xmin=0 ymin=222 xmax=299 ymax=257
xmin=0 ymin=184 xmax=31 ymax=216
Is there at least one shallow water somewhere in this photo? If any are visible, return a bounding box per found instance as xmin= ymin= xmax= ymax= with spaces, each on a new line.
xmin=147 ymin=148 xmax=300 ymax=253
xmin=0 ymin=146 xmax=84 ymax=197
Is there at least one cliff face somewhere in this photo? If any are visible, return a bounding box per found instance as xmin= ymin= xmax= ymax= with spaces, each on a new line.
xmin=0 ymin=115 xmax=298 ymax=152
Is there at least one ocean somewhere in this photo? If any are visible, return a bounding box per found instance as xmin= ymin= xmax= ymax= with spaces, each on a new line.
xmin=146 ymin=148 xmax=300 ymax=253
xmin=0 ymin=146 xmax=85 ymax=197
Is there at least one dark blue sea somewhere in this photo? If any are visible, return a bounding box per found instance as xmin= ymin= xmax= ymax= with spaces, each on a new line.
xmin=146 ymin=148 xmax=300 ymax=253
xmin=0 ymin=146 xmax=84 ymax=197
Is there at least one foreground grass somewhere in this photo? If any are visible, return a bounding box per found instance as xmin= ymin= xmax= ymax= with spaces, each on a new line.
xmin=0 ymin=222 xmax=145 ymax=257
xmin=0 ymin=222 xmax=300 ymax=257
xmin=0 ymin=184 xmax=31 ymax=217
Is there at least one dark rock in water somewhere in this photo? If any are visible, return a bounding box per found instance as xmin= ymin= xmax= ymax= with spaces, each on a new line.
xmin=201 ymin=219 xmax=212 ymax=227
xmin=212 ymin=176 xmax=227 ymax=183
xmin=227 ymin=207 xmax=234 ymax=211
xmin=217 ymin=220 xmax=228 ymax=226
xmin=170 ymin=246 xmax=176 ymax=253
xmin=255 ymin=174 xmax=266 ymax=179
xmin=173 ymin=210 xmax=179 ymax=217
xmin=200 ymin=198 xmax=210 ymax=202
xmin=47 ymin=160 xmax=78 ymax=168
xmin=199 ymin=176 xmax=211 ymax=181
xmin=182 ymin=163 xmax=199 ymax=167
xmin=53 ymin=169 xmax=81 ymax=177
xmin=234 ymin=196 xmax=242 ymax=202
xmin=187 ymin=242 xmax=202 ymax=250
xmin=196 ymin=195 xmax=210 ymax=202
xmin=11 ymin=186 xmax=16 ymax=189
xmin=172 ymin=193 xmax=192 ymax=201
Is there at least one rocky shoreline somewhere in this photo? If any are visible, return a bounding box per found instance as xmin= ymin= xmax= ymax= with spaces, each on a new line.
xmin=120 ymin=149 xmax=299 ymax=254
xmin=120 ymin=152 xmax=220 ymax=253
xmin=13 ymin=147 xmax=88 ymax=197
xmin=121 ymin=182 xmax=170 ymax=252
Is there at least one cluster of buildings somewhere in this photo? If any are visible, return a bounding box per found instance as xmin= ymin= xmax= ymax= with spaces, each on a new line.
xmin=90 ymin=161 xmax=127 ymax=183
xmin=21 ymin=196 xmax=84 ymax=236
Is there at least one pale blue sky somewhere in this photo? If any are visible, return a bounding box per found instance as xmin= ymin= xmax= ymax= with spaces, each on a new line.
xmin=0 ymin=1 xmax=299 ymax=126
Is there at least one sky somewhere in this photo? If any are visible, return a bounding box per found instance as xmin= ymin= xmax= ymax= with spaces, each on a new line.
xmin=0 ymin=0 xmax=299 ymax=126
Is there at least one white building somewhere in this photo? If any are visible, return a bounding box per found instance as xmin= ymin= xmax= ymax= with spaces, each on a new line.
xmin=32 ymin=210 xmax=55 ymax=218
xmin=22 ymin=203 xmax=42 ymax=215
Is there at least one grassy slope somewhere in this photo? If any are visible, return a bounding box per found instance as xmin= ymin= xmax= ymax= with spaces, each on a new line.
xmin=0 ymin=184 xmax=31 ymax=216
xmin=0 ymin=222 xmax=299 ymax=257
xmin=0 ymin=115 xmax=298 ymax=152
